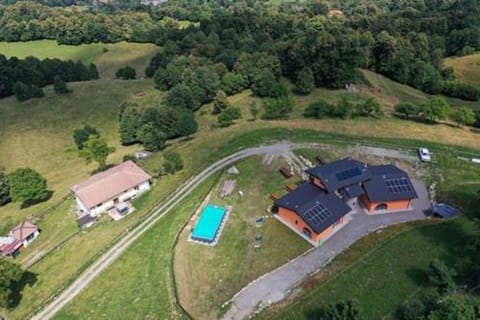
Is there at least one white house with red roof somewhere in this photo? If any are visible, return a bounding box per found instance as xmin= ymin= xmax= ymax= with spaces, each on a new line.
xmin=10 ymin=221 xmax=40 ymax=247
xmin=71 ymin=161 xmax=151 ymax=217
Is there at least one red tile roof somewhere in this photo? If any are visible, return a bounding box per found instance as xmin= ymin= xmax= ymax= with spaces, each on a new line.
xmin=71 ymin=161 xmax=151 ymax=209
xmin=0 ymin=237 xmax=22 ymax=256
xmin=10 ymin=221 xmax=38 ymax=242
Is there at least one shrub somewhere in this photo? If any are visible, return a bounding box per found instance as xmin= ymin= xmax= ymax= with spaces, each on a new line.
xmin=217 ymin=106 xmax=242 ymax=127
xmin=115 ymin=66 xmax=136 ymax=80
xmin=304 ymin=100 xmax=335 ymax=119
xmin=262 ymin=96 xmax=293 ymax=120
xmin=441 ymin=81 xmax=479 ymax=101
xmin=13 ymin=82 xmax=44 ymax=102
xmin=394 ymin=103 xmax=418 ymax=117
xmin=163 ymin=151 xmax=183 ymax=174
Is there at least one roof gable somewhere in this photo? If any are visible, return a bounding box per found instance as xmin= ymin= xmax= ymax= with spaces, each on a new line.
xmin=71 ymin=161 xmax=151 ymax=209
xmin=363 ymin=165 xmax=418 ymax=202
xmin=10 ymin=221 xmax=38 ymax=242
xmin=306 ymin=158 xmax=371 ymax=192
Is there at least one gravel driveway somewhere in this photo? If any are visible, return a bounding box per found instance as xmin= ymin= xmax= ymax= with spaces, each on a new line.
xmin=223 ymin=181 xmax=430 ymax=320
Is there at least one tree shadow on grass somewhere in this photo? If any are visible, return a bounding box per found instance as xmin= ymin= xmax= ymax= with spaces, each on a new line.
xmin=304 ymin=308 xmax=323 ymax=320
xmin=91 ymin=164 xmax=116 ymax=175
xmin=7 ymin=270 xmax=38 ymax=309
xmin=406 ymin=267 xmax=428 ymax=286
xmin=20 ymin=190 xmax=54 ymax=209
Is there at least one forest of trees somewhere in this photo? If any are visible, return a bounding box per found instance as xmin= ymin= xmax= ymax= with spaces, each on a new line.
xmin=0 ymin=54 xmax=98 ymax=98
xmin=1 ymin=1 xmax=480 ymax=101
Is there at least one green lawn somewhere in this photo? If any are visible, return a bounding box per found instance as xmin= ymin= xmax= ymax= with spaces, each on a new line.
xmin=0 ymin=79 xmax=161 ymax=231
xmin=0 ymin=46 xmax=479 ymax=319
xmin=0 ymin=40 xmax=161 ymax=79
xmin=0 ymin=40 xmax=105 ymax=64
xmin=174 ymin=157 xmax=310 ymax=319
xmin=258 ymin=217 xmax=475 ymax=320
xmin=53 ymin=173 xmax=220 ymax=320
xmin=361 ymin=69 xmax=479 ymax=111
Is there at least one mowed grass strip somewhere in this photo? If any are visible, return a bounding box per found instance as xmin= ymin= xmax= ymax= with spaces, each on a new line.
xmin=174 ymin=157 xmax=311 ymax=319
xmin=263 ymin=217 xmax=473 ymax=320
xmin=0 ymin=40 xmax=104 ymax=64
xmin=53 ymin=174 xmax=221 ymax=320
xmin=444 ymin=53 xmax=480 ymax=86
xmin=0 ymin=40 xmax=161 ymax=79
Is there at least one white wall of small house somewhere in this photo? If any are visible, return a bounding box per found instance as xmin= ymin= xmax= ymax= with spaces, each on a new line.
xmin=77 ymin=180 xmax=151 ymax=217
xmin=23 ymin=230 xmax=39 ymax=247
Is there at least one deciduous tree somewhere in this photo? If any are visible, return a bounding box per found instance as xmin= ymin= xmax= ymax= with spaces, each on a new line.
xmin=73 ymin=125 xmax=99 ymax=150
xmin=8 ymin=168 xmax=48 ymax=204
xmin=0 ymin=259 xmax=23 ymax=308
xmin=0 ymin=167 xmax=11 ymax=206
xmin=176 ymin=111 xmax=198 ymax=138
xmin=115 ymin=66 xmax=136 ymax=80
xmin=137 ymin=123 xmax=166 ymax=152
xmin=295 ymin=67 xmax=315 ymax=95
xmin=428 ymin=259 xmax=456 ymax=292
xmin=452 ymin=107 xmax=476 ymax=127
xmin=79 ymin=136 xmax=116 ymax=169
xmin=53 ymin=75 xmax=70 ymax=94
xmin=212 ymin=90 xmax=229 ymax=114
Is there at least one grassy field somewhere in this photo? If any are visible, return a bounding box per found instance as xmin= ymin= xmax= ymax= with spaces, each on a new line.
xmin=0 ymin=80 xmax=161 ymax=231
xmin=4 ymin=126 xmax=473 ymax=320
xmin=53 ymin=173 xmax=221 ymax=320
xmin=0 ymin=40 xmax=104 ymax=64
xmin=360 ymin=69 xmax=479 ymax=110
xmin=0 ymin=41 xmax=479 ymax=319
xmin=444 ymin=53 xmax=480 ymax=86
xmin=258 ymin=217 xmax=475 ymax=320
xmin=174 ymin=157 xmax=311 ymax=319
xmin=0 ymin=40 xmax=160 ymax=79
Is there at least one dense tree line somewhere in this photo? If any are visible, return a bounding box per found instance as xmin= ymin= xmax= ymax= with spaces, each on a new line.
xmin=139 ymin=0 xmax=480 ymax=103
xmin=2 ymin=1 xmax=480 ymax=101
xmin=0 ymin=1 xmax=163 ymax=43
xmin=119 ymin=102 xmax=198 ymax=151
xmin=0 ymin=54 xmax=98 ymax=98
xmin=304 ymin=97 xmax=382 ymax=120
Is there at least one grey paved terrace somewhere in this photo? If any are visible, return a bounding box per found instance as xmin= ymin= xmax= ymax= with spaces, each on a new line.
xmin=223 ymin=180 xmax=430 ymax=320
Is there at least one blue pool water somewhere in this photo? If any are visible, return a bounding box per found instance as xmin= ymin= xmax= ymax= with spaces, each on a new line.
xmin=191 ymin=204 xmax=226 ymax=243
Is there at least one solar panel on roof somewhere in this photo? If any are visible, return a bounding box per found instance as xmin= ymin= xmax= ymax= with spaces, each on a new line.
xmin=385 ymin=178 xmax=412 ymax=194
xmin=335 ymin=167 xmax=362 ymax=182
xmin=304 ymin=203 xmax=332 ymax=225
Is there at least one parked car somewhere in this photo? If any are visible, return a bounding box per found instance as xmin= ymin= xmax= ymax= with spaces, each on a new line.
xmin=418 ymin=147 xmax=431 ymax=162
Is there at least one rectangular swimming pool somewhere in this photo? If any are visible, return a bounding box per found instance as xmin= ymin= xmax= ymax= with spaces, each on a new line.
xmin=191 ymin=204 xmax=227 ymax=243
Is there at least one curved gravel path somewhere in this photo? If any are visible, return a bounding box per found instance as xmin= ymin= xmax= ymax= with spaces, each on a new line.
xmin=31 ymin=142 xmax=301 ymax=320
xmin=223 ymin=180 xmax=430 ymax=320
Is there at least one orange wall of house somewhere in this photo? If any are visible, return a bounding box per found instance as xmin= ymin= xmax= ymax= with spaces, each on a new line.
xmin=360 ymin=195 xmax=411 ymax=212
xmin=278 ymin=207 xmax=344 ymax=242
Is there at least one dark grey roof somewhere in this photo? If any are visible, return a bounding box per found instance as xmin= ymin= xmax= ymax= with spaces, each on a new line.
xmin=363 ymin=165 xmax=418 ymax=202
xmin=275 ymin=183 xmax=351 ymax=234
xmin=77 ymin=214 xmax=96 ymax=227
xmin=432 ymin=204 xmax=460 ymax=219
xmin=341 ymin=184 xmax=365 ymax=199
xmin=306 ymin=158 xmax=371 ymax=192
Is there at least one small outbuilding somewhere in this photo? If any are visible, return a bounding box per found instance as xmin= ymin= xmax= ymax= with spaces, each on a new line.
xmin=77 ymin=214 xmax=97 ymax=229
xmin=0 ymin=236 xmax=22 ymax=258
xmin=10 ymin=221 xmax=39 ymax=247
xmin=432 ymin=204 xmax=460 ymax=219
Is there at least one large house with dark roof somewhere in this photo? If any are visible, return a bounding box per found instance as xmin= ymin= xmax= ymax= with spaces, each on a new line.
xmin=275 ymin=158 xmax=418 ymax=245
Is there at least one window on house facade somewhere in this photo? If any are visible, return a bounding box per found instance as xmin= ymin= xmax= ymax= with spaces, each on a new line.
xmin=134 ymin=185 xmax=140 ymax=191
